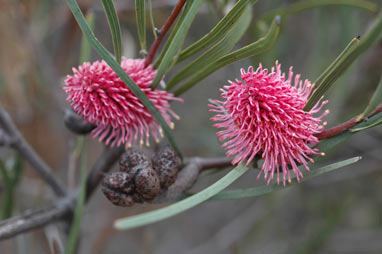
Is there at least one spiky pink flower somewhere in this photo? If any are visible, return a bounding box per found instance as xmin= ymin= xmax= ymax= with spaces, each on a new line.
xmin=64 ymin=58 xmax=182 ymax=147
xmin=209 ymin=61 xmax=329 ymax=185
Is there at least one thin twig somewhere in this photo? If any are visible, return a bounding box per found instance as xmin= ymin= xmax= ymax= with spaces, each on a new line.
xmin=0 ymin=196 xmax=74 ymax=240
xmin=316 ymin=104 xmax=382 ymax=140
xmin=0 ymin=106 xmax=67 ymax=197
xmin=144 ymin=0 xmax=187 ymax=67
xmin=0 ymin=155 xmax=232 ymax=240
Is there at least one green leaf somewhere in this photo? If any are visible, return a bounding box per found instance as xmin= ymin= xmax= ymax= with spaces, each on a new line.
xmin=358 ymin=74 xmax=382 ymax=121
xmin=101 ymin=0 xmax=122 ymax=63
xmin=212 ymin=157 xmax=361 ymax=201
xmin=114 ymin=164 xmax=249 ymax=230
xmin=0 ymin=160 xmax=12 ymax=219
xmin=148 ymin=0 xmax=157 ymax=39
xmin=176 ymin=0 xmax=257 ymax=64
xmin=0 ymin=154 xmax=23 ymax=219
xmin=152 ymin=0 xmax=203 ymax=88
xmin=166 ymin=6 xmax=252 ymax=90
xmin=173 ymin=16 xmax=281 ymax=96
xmin=79 ymin=13 xmax=95 ymax=64
xmin=260 ymin=0 xmax=377 ymax=22
xmin=135 ymin=0 xmax=146 ymax=51
xmin=66 ymin=0 xmax=182 ymax=159
xmin=305 ymin=9 xmax=382 ymax=111
xmin=66 ymin=137 xmax=87 ymax=254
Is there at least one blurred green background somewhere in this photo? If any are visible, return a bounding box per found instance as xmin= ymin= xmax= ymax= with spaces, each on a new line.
xmin=0 ymin=0 xmax=381 ymax=253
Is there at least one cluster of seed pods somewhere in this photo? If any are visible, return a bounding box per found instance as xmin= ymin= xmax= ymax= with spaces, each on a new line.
xmin=102 ymin=146 xmax=182 ymax=207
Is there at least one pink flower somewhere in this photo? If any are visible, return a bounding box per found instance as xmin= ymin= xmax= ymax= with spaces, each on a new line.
xmin=64 ymin=58 xmax=182 ymax=147
xmin=209 ymin=61 xmax=329 ymax=185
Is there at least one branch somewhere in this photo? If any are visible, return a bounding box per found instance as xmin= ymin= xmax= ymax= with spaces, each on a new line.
xmin=0 ymin=155 xmax=231 ymax=239
xmin=153 ymin=156 xmax=232 ymax=202
xmin=0 ymin=106 xmax=67 ymax=197
xmin=144 ymin=0 xmax=187 ymax=67
xmin=0 ymin=196 xmax=74 ymax=241
xmin=316 ymin=104 xmax=382 ymax=140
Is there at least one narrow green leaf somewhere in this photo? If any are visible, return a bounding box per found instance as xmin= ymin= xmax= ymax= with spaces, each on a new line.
xmin=305 ymin=10 xmax=382 ymax=111
xmin=261 ymin=0 xmax=377 ymax=22
xmin=135 ymin=0 xmax=146 ymax=51
xmin=66 ymin=0 xmax=182 ymax=158
xmin=114 ymin=164 xmax=249 ymax=230
xmin=148 ymin=0 xmax=157 ymax=39
xmin=166 ymin=6 xmax=252 ymax=90
xmin=66 ymin=137 xmax=87 ymax=254
xmin=314 ymin=37 xmax=360 ymax=91
xmin=79 ymin=13 xmax=95 ymax=64
xmin=101 ymin=0 xmax=122 ymax=63
xmin=0 ymin=160 xmax=12 ymax=219
xmin=212 ymin=157 xmax=361 ymax=201
xmin=173 ymin=17 xmax=281 ymax=96
xmin=358 ymin=74 xmax=382 ymax=121
xmin=152 ymin=0 xmax=203 ymax=88
xmin=177 ymin=0 xmax=258 ymax=64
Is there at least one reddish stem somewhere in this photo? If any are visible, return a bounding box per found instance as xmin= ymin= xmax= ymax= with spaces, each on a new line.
xmin=316 ymin=104 xmax=382 ymax=140
xmin=144 ymin=0 xmax=187 ymax=67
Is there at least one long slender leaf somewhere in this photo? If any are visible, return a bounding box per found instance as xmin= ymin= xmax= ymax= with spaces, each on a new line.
xmin=0 ymin=160 xmax=12 ymax=219
xmin=305 ymin=10 xmax=382 ymax=111
xmin=66 ymin=0 xmax=182 ymax=158
xmin=166 ymin=6 xmax=252 ymax=90
xmin=0 ymin=154 xmax=23 ymax=219
xmin=135 ymin=0 xmax=146 ymax=51
xmin=101 ymin=0 xmax=122 ymax=63
xmin=177 ymin=0 xmax=257 ymax=63
xmin=261 ymin=0 xmax=377 ymax=22
xmin=148 ymin=0 xmax=157 ymax=39
xmin=152 ymin=0 xmax=203 ymax=88
xmin=212 ymin=157 xmax=361 ymax=201
xmin=114 ymin=164 xmax=249 ymax=230
xmin=173 ymin=17 xmax=281 ymax=96
xmin=79 ymin=13 xmax=95 ymax=64
xmin=314 ymin=37 xmax=360 ymax=90
xmin=66 ymin=137 xmax=87 ymax=254
xmin=358 ymin=74 xmax=382 ymax=121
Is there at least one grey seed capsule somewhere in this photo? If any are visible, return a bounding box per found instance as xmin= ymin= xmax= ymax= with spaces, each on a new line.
xmin=152 ymin=145 xmax=182 ymax=188
xmin=133 ymin=165 xmax=160 ymax=200
xmin=119 ymin=148 xmax=150 ymax=172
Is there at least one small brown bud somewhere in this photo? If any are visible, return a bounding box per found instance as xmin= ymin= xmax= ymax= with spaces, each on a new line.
xmin=152 ymin=145 xmax=182 ymax=188
xmin=119 ymin=148 xmax=150 ymax=172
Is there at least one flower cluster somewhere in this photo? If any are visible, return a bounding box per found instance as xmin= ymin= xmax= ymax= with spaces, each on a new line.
xmin=64 ymin=58 xmax=181 ymax=147
xmin=209 ymin=61 xmax=329 ymax=185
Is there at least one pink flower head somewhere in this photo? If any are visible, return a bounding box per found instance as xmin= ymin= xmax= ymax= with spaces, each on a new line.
xmin=209 ymin=61 xmax=329 ymax=185
xmin=64 ymin=58 xmax=182 ymax=147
